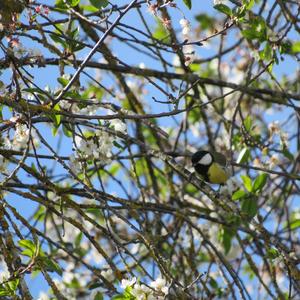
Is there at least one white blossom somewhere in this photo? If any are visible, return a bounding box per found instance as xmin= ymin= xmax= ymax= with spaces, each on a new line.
xmin=12 ymin=43 xmax=27 ymax=59
xmin=110 ymin=119 xmax=127 ymax=133
xmin=12 ymin=123 xmax=39 ymax=150
xmin=37 ymin=291 xmax=50 ymax=300
xmin=10 ymin=116 xmax=20 ymax=123
xmin=172 ymin=55 xmax=181 ymax=69
xmin=74 ymin=131 xmax=113 ymax=162
xmin=52 ymin=278 xmax=75 ymax=300
xmin=31 ymin=48 xmax=43 ymax=57
xmin=253 ymin=157 xmax=263 ymax=168
xmin=182 ymin=44 xmax=195 ymax=66
xmin=45 ymin=211 xmax=81 ymax=243
xmin=69 ymin=154 xmax=83 ymax=174
xmin=59 ymin=100 xmax=80 ymax=114
xmin=100 ymin=269 xmax=115 ymax=282
xmin=219 ymin=177 xmax=239 ymax=195
xmin=272 ymin=255 xmax=285 ymax=269
xmin=269 ymin=154 xmax=279 ymax=169
xmin=0 ymin=269 xmax=9 ymax=282
xmin=179 ymin=18 xmax=191 ymax=36
xmin=62 ymin=270 xmax=79 ymax=284
xmin=80 ymin=104 xmax=98 ymax=116
xmin=13 ymin=124 xmax=30 ymax=148
xmin=121 ymin=277 xmax=137 ymax=289
xmin=268 ymin=121 xmax=280 ymax=135
xmin=150 ymin=277 xmax=169 ymax=295
xmin=280 ymin=132 xmax=289 ymax=147
xmin=131 ymin=283 xmax=152 ymax=300
xmin=214 ymin=0 xmax=229 ymax=4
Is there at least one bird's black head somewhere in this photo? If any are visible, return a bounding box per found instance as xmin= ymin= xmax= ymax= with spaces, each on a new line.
xmin=191 ymin=150 xmax=214 ymax=182
xmin=191 ymin=150 xmax=214 ymax=166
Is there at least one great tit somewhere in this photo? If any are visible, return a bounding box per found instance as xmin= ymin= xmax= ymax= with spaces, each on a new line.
xmin=191 ymin=150 xmax=231 ymax=184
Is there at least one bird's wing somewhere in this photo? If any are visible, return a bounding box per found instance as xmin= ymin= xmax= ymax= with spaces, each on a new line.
xmin=212 ymin=151 xmax=227 ymax=167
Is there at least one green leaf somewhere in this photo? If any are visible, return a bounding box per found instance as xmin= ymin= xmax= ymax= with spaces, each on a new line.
xmin=182 ymin=0 xmax=192 ymax=9
xmin=0 ymin=278 xmax=19 ymax=297
xmin=0 ymin=289 xmax=12 ymax=297
xmin=42 ymin=258 xmax=63 ymax=275
xmin=152 ymin=19 xmax=171 ymax=43
xmin=75 ymin=232 xmax=83 ymax=248
xmin=90 ymin=0 xmax=108 ymax=8
xmin=52 ymin=125 xmax=59 ymax=137
xmin=252 ymin=173 xmax=268 ymax=192
xmin=237 ymin=147 xmax=250 ymax=164
xmin=112 ymin=295 xmax=127 ymax=300
xmin=283 ymin=218 xmax=300 ymax=231
xmin=62 ymin=124 xmax=73 ymax=137
xmin=81 ymin=4 xmax=99 ymax=12
xmin=241 ymin=197 xmax=257 ymax=219
xmin=57 ymin=77 xmax=69 ymax=87
xmin=241 ymin=175 xmax=252 ymax=192
xmin=21 ymin=249 xmax=35 ymax=257
xmin=291 ymin=41 xmax=300 ymax=54
xmin=214 ymin=4 xmax=232 ymax=16
xmin=22 ymin=87 xmax=44 ymax=94
xmin=94 ymin=292 xmax=104 ymax=300
xmin=109 ymin=164 xmax=120 ymax=176
xmin=241 ymin=29 xmax=255 ymax=40
xmin=89 ymin=282 xmax=102 ymax=290
xmin=18 ymin=240 xmax=36 ymax=253
xmin=209 ymin=277 xmax=218 ymax=289
xmin=135 ymin=158 xmax=147 ymax=177
xmin=33 ymin=205 xmax=46 ymax=221
xmin=195 ymin=14 xmax=214 ymax=30
xmin=282 ymin=147 xmax=294 ymax=161
xmin=51 ymin=104 xmax=61 ymax=128
xmin=68 ymin=0 xmax=80 ymax=7
xmin=279 ymin=40 xmax=292 ymax=54
xmin=259 ymin=42 xmax=273 ymax=61
xmin=53 ymin=112 xmax=61 ymax=127
xmin=243 ymin=0 xmax=255 ymax=10
xmin=266 ymin=247 xmax=279 ymax=259
xmin=241 ymin=16 xmax=267 ymax=42
xmin=232 ymin=189 xmax=246 ymax=201
xmin=220 ymin=227 xmax=234 ymax=255
xmin=243 ymin=116 xmax=252 ymax=132
xmin=55 ymin=0 xmax=68 ymax=9
xmin=289 ymin=219 xmax=300 ymax=230
xmin=7 ymin=279 xmax=19 ymax=293
xmin=49 ymin=34 xmax=67 ymax=48
xmin=236 ymin=0 xmax=255 ymax=20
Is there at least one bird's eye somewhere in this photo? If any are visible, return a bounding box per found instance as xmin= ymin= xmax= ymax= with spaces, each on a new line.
xmin=198 ymin=153 xmax=212 ymax=165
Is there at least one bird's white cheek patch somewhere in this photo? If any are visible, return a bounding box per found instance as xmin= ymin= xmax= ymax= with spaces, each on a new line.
xmin=198 ymin=153 xmax=212 ymax=165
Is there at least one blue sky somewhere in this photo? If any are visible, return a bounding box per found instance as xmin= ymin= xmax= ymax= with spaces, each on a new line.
xmin=1 ymin=0 xmax=299 ymax=298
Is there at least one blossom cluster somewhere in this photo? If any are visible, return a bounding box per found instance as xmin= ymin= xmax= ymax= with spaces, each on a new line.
xmin=59 ymin=99 xmax=98 ymax=116
xmin=69 ymin=119 xmax=126 ymax=174
xmin=120 ymin=276 xmax=169 ymax=300
xmin=4 ymin=120 xmax=39 ymax=151
xmin=179 ymin=18 xmax=195 ymax=66
xmin=251 ymin=121 xmax=289 ymax=170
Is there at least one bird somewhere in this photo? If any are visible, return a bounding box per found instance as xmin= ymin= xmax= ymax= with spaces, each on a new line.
xmin=191 ymin=150 xmax=231 ymax=184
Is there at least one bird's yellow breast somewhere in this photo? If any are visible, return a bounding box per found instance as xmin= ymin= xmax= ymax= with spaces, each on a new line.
xmin=207 ymin=163 xmax=229 ymax=184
